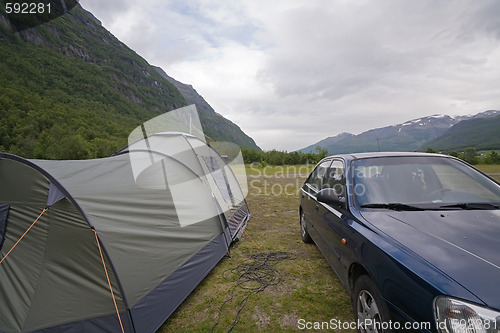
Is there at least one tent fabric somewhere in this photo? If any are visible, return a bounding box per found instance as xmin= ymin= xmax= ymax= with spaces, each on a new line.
xmin=0 ymin=156 xmax=128 ymax=332
xmin=115 ymin=132 xmax=250 ymax=241
xmin=36 ymin=312 xmax=135 ymax=333
xmin=0 ymin=132 xmax=250 ymax=333
xmin=46 ymin=182 xmax=66 ymax=208
xmin=130 ymin=230 xmax=230 ymax=333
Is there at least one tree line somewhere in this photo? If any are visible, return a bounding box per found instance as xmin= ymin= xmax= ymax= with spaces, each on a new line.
xmin=426 ymin=147 xmax=500 ymax=165
xmin=242 ymin=146 xmax=500 ymax=166
xmin=241 ymin=146 xmax=328 ymax=165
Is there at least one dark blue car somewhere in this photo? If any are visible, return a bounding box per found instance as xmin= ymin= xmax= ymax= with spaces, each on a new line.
xmin=299 ymin=152 xmax=500 ymax=332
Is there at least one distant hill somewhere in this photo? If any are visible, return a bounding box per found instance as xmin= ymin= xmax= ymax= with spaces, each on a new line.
xmin=299 ymin=110 xmax=500 ymax=154
xmin=0 ymin=4 xmax=259 ymax=159
xmin=299 ymin=132 xmax=355 ymax=154
xmin=421 ymin=114 xmax=500 ymax=152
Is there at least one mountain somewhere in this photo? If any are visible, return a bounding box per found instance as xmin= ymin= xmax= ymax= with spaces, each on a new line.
xmin=0 ymin=4 xmax=259 ymax=160
xmin=421 ymin=114 xmax=500 ymax=152
xmin=300 ymin=110 xmax=500 ymax=154
xmin=299 ymin=132 xmax=355 ymax=154
xmin=153 ymin=67 xmax=260 ymax=150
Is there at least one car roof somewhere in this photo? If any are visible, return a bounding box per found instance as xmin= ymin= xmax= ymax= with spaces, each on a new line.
xmin=322 ymin=151 xmax=450 ymax=163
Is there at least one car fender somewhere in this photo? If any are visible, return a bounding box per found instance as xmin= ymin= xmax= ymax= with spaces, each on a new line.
xmin=343 ymin=212 xmax=485 ymax=327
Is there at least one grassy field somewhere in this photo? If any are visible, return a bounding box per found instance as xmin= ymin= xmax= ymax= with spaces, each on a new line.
xmin=476 ymin=164 xmax=500 ymax=181
xmin=158 ymin=164 xmax=354 ymax=332
xmin=157 ymin=164 xmax=500 ymax=333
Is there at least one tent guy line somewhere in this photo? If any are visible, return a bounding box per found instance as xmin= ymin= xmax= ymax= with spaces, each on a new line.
xmin=93 ymin=229 xmax=126 ymax=333
xmin=0 ymin=207 xmax=48 ymax=266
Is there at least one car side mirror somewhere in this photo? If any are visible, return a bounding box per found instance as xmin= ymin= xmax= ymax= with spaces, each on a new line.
xmin=317 ymin=188 xmax=346 ymax=208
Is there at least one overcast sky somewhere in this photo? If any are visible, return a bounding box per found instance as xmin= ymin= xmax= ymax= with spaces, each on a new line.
xmin=79 ymin=0 xmax=500 ymax=151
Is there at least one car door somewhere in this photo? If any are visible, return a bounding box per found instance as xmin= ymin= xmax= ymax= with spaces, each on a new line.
xmin=313 ymin=159 xmax=347 ymax=275
xmin=301 ymin=159 xmax=332 ymax=246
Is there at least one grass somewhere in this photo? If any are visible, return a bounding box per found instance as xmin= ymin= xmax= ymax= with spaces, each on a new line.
xmin=157 ymin=164 xmax=500 ymax=333
xmin=476 ymin=164 xmax=500 ymax=181
xmin=157 ymin=164 xmax=354 ymax=333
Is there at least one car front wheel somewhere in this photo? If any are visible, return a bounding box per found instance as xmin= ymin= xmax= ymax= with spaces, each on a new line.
xmin=300 ymin=211 xmax=313 ymax=244
xmin=352 ymin=275 xmax=392 ymax=333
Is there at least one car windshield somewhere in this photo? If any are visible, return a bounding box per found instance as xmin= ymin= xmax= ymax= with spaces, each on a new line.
xmin=352 ymin=156 xmax=500 ymax=209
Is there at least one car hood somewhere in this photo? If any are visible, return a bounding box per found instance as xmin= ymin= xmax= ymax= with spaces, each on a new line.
xmin=360 ymin=209 xmax=500 ymax=310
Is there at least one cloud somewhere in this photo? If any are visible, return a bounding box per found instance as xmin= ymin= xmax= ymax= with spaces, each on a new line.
xmin=80 ymin=0 xmax=136 ymax=24
xmin=81 ymin=0 xmax=262 ymax=64
xmin=79 ymin=0 xmax=500 ymax=151
xmin=258 ymin=1 xmax=495 ymax=100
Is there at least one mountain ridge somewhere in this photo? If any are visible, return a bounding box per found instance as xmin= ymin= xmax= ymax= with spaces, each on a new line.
xmin=299 ymin=110 xmax=500 ymax=154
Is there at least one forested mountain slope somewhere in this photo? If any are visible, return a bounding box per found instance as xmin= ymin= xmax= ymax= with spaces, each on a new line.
xmin=0 ymin=4 xmax=259 ymax=159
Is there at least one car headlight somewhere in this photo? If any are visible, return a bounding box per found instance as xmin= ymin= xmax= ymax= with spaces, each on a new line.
xmin=435 ymin=296 xmax=500 ymax=333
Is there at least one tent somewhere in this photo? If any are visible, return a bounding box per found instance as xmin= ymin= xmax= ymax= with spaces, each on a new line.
xmin=0 ymin=132 xmax=250 ymax=332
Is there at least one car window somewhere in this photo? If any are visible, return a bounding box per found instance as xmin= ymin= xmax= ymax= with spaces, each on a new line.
xmin=431 ymin=164 xmax=500 ymax=201
xmin=326 ymin=160 xmax=346 ymax=198
xmin=305 ymin=160 xmax=332 ymax=192
xmin=352 ymin=156 xmax=500 ymax=207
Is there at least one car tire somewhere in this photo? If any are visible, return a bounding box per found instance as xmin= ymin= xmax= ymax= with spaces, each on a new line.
xmin=352 ymin=275 xmax=392 ymax=333
xmin=300 ymin=211 xmax=313 ymax=244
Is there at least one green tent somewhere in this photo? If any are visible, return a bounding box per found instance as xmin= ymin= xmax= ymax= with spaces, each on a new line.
xmin=0 ymin=132 xmax=250 ymax=332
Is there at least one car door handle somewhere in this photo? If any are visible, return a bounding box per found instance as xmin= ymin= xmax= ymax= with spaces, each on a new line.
xmin=315 ymin=204 xmax=319 ymax=212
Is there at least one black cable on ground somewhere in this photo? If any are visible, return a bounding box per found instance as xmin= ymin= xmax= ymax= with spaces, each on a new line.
xmin=210 ymin=251 xmax=296 ymax=333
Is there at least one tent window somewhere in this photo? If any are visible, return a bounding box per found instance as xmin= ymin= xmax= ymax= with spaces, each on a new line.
xmin=203 ymin=156 xmax=233 ymax=202
xmin=0 ymin=204 xmax=10 ymax=251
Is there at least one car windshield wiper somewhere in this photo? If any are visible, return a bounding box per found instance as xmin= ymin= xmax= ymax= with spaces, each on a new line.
xmin=360 ymin=203 xmax=424 ymax=211
xmin=438 ymin=202 xmax=500 ymax=210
